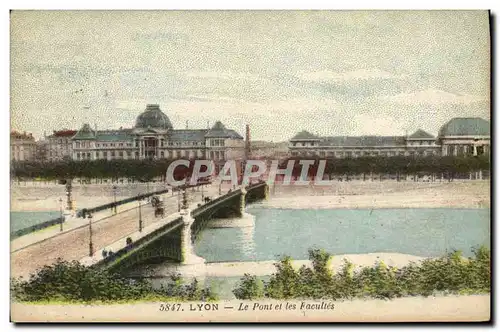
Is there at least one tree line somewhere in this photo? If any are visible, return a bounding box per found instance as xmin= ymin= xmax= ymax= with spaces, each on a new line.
xmin=10 ymin=155 xmax=490 ymax=182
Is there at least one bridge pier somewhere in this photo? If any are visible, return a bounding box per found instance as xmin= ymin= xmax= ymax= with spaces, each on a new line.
xmin=180 ymin=209 xmax=206 ymax=265
xmin=239 ymin=188 xmax=247 ymax=217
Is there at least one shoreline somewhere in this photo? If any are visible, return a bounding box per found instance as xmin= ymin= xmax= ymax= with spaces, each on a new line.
xmin=263 ymin=181 xmax=490 ymax=210
xmin=127 ymin=252 xmax=429 ymax=278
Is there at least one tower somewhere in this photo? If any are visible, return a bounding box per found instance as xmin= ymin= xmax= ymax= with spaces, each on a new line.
xmin=245 ymin=124 xmax=251 ymax=160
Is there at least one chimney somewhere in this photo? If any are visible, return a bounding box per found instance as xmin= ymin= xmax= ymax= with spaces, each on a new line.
xmin=186 ymin=120 xmax=189 ymax=129
xmin=245 ymin=124 xmax=251 ymax=159
xmin=207 ymin=120 xmax=210 ymax=129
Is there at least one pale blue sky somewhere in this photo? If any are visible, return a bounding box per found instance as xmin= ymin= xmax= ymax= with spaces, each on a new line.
xmin=11 ymin=10 xmax=490 ymax=141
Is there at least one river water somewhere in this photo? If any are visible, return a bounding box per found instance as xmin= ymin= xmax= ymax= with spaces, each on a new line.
xmin=194 ymin=206 xmax=490 ymax=261
xmin=10 ymin=211 xmax=60 ymax=233
xmin=145 ymin=206 xmax=489 ymax=299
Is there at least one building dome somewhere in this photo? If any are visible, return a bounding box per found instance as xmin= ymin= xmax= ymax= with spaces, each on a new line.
xmin=438 ymin=117 xmax=490 ymax=137
xmin=135 ymin=104 xmax=173 ymax=130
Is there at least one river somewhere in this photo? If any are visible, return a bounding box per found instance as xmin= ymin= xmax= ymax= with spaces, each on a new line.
xmin=144 ymin=205 xmax=489 ymax=299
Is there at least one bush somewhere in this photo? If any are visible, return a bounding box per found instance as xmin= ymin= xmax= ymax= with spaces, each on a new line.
xmin=233 ymin=246 xmax=491 ymax=301
xmin=232 ymin=274 xmax=264 ymax=300
xmin=11 ymin=259 xmax=217 ymax=303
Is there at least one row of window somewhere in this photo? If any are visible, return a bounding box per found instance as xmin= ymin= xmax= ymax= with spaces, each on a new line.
xmin=291 ymin=141 xmax=437 ymax=148
xmin=75 ymin=150 xmax=207 ymax=160
xmin=210 ymin=139 xmax=225 ymax=147
xmin=75 ymin=141 xmax=208 ymax=149
xmin=407 ymin=140 xmax=436 ymax=146
xmin=135 ymin=140 xmax=206 ymax=147
xmin=444 ymin=144 xmax=490 ymax=156
xmin=291 ymin=150 xmax=439 ymax=157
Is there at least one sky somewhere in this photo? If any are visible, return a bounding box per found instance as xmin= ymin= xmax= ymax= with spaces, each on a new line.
xmin=10 ymin=10 xmax=490 ymax=142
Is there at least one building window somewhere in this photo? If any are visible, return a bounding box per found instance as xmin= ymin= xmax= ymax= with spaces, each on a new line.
xmin=135 ymin=152 xmax=138 ymax=159
xmin=111 ymin=151 xmax=115 ymax=157
xmin=76 ymin=152 xmax=80 ymax=159
xmin=75 ymin=142 xmax=80 ymax=148
xmin=127 ymin=151 xmax=131 ymax=157
xmin=87 ymin=153 xmax=91 ymax=159
xmin=160 ymin=151 xmax=164 ymax=158
xmin=119 ymin=151 xmax=123 ymax=158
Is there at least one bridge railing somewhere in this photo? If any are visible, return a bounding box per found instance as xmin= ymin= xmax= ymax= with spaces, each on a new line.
xmin=94 ymin=216 xmax=184 ymax=269
xmin=191 ymin=188 xmax=242 ymax=217
xmin=78 ymin=182 xmax=210 ymax=218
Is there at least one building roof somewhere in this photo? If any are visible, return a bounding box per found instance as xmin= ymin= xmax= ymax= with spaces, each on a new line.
xmin=290 ymin=130 xmax=320 ymax=140
xmin=438 ymin=117 xmax=490 ymax=137
xmin=170 ymin=129 xmax=208 ymax=141
xmin=135 ymin=104 xmax=174 ymax=130
xmin=205 ymin=121 xmax=243 ymax=139
xmin=49 ymin=130 xmax=77 ymax=138
xmin=96 ymin=129 xmax=133 ymax=142
xmin=322 ymin=136 xmax=406 ymax=147
xmin=11 ymin=131 xmax=34 ymax=140
xmin=408 ymin=129 xmax=435 ymax=139
xmin=73 ymin=123 xmax=96 ymax=140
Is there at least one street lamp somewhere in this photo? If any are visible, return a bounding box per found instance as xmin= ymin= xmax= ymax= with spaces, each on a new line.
xmin=112 ymin=185 xmax=117 ymax=214
xmin=88 ymin=212 xmax=94 ymax=257
xmin=177 ymin=188 xmax=181 ymax=212
xmin=219 ymin=181 xmax=222 ymax=195
xmin=138 ymin=197 xmax=143 ymax=232
xmin=59 ymin=197 xmax=63 ymax=232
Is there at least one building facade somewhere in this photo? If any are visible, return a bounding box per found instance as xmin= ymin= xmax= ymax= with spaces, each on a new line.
xmin=289 ymin=117 xmax=490 ymax=158
xmin=438 ymin=118 xmax=490 ymax=157
xmin=46 ymin=130 xmax=78 ymax=162
xmin=11 ymin=131 xmax=36 ymax=161
xmin=71 ymin=104 xmax=245 ymax=161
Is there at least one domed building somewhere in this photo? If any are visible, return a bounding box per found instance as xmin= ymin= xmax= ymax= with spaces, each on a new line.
xmin=72 ymin=104 xmax=244 ymax=161
xmin=134 ymin=104 xmax=174 ymax=130
xmin=288 ymin=117 xmax=490 ymax=159
xmin=438 ymin=117 xmax=490 ymax=156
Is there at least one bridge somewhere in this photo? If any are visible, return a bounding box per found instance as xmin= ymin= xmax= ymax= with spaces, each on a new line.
xmin=83 ymin=182 xmax=269 ymax=274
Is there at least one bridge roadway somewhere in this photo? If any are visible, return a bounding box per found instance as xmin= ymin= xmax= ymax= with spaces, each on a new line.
xmin=10 ymin=184 xmax=225 ymax=279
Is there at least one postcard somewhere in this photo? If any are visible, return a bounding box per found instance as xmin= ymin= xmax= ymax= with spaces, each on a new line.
xmin=10 ymin=10 xmax=490 ymax=323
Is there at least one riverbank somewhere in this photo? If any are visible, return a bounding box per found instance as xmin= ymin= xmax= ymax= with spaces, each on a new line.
xmin=263 ymin=181 xmax=489 ymax=209
xmin=11 ymin=294 xmax=490 ymax=322
xmin=129 ymin=253 xmax=428 ymax=278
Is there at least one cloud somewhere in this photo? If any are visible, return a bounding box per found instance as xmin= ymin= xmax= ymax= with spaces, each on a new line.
xmin=297 ymin=68 xmax=405 ymax=83
xmin=184 ymin=71 xmax=264 ymax=82
xmin=379 ymin=88 xmax=488 ymax=105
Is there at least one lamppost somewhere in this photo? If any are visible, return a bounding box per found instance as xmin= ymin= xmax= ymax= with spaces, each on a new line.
xmin=138 ymin=197 xmax=143 ymax=232
xmin=201 ymin=183 xmax=204 ymax=201
xmin=59 ymin=198 xmax=63 ymax=232
xmin=177 ymin=188 xmax=181 ymax=212
xmin=88 ymin=212 xmax=94 ymax=257
xmin=65 ymin=180 xmax=73 ymax=211
xmin=112 ymin=185 xmax=117 ymax=214
xmin=219 ymin=181 xmax=222 ymax=195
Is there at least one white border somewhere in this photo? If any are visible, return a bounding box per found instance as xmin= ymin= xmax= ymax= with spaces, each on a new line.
xmin=1 ymin=2 xmax=497 ymax=330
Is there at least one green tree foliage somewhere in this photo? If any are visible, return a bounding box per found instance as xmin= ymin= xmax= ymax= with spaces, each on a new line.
xmin=232 ymin=274 xmax=264 ymax=300
xmin=232 ymin=246 xmax=490 ymax=301
xmin=11 ymin=259 xmax=217 ymax=303
xmin=283 ymin=155 xmax=490 ymax=180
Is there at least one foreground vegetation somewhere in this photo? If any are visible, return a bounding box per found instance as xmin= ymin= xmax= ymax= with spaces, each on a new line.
xmin=11 ymin=247 xmax=490 ymax=303
xmin=11 ymin=259 xmax=217 ymax=303
xmin=233 ymin=247 xmax=491 ymax=300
